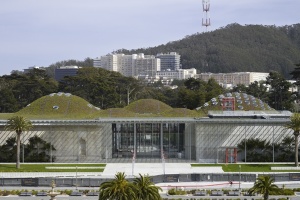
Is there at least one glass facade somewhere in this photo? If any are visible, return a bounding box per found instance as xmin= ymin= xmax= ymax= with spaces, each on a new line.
xmin=112 ymin=123 xmax=185 ymax=159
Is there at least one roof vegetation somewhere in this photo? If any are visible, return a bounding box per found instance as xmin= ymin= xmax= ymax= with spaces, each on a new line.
xmin=15 ymin=93 xmax=101 ymax=119
xmin=125 ymin=99 xmax=173 ymax=114
xmin=0 ymin=92 xmax=272 ymax=120
xmin=0 ymin=93 xmax=204 ymax=120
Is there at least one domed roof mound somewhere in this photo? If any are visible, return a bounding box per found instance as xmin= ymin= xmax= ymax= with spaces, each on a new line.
xmin=198 ymin=92 xmax=274 ymax=111
xmin=163 ymin=108 xmax=199 ymax=117
xmin=125 ymin=99 xmax=173 ymax=114
xmin=17 ymin=92 xmax=100 ymax=119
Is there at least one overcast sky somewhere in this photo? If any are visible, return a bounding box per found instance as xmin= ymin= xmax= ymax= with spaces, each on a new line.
xmin=0 ymin=0 xmax=299 ymax=75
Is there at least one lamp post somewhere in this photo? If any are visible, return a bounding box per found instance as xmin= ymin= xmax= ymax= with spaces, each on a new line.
xmin=239 ymin=165 xmax=241 ymax=192
xmin=75 ymin=166 xmax=78 ymax=191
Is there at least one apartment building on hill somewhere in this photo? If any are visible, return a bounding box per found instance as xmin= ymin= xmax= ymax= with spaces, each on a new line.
xmin=94 ymin=53 xmax=160 ymax=77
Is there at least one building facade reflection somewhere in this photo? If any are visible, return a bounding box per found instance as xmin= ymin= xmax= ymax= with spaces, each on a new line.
xmin=112 ymin=123 xmax=185 ymax=159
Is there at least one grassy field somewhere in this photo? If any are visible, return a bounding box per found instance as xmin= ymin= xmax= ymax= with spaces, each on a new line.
xmin=0 ymin=163 xmax=106 ymax=172
xmin=191 ymin=163 xmax=300 ymax=172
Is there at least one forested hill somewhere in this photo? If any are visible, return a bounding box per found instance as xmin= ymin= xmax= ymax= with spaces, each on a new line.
xmin=114 ymin=23 xmax=300 ymax=78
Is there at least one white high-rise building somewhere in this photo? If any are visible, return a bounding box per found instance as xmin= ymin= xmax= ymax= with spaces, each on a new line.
xmin=93 ymin=57 xmax=101 ymax=68
xmin=94 ymin=53 xmax=160 ymax=77
xmin=133 ymin=53 xmax=160 ymax=77
xmin=156 ymin=52 xmax=181 ymax=71
xmin=96 ymin=54 xmax=119 ymax=72
xmin=120 ymin=54 xmax=135 ymax=77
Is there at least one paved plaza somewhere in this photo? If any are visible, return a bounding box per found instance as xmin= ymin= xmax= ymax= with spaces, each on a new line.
xmin=0 ymin=163 xmax=223 ymax=178
xmin=0 ymin=163 xmax=300 ymax=199
xmin=102 ymin=163 xmax=223 ymax=177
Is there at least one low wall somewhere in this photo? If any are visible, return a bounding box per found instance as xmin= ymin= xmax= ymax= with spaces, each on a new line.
xmin=0 ymin=173 xmax=297 ymax=187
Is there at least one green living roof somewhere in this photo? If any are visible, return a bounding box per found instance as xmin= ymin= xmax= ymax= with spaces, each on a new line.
xmin=0 ymin=93 xmax=202 ymax=120
xmin=199 ymin=92 xmax=274 ymax=112
xmin=0 ymin=92 xmax=274 ymax=120
xmin=16 ymin=92 xmax=101 ymax=119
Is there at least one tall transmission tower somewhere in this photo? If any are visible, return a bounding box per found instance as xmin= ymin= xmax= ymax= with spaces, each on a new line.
xmin=202 ymin=0 xmax=211 ymax=32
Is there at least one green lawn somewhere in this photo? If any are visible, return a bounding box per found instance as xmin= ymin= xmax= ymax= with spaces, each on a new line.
xmin=0 ymin=163 xmax=106 ymax=172
xmin=191 ymin=163 xmax=300 ymax=172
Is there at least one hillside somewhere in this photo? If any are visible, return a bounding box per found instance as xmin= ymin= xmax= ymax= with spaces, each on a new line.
xmin=114 ymin=23 xmax=300 ymax=78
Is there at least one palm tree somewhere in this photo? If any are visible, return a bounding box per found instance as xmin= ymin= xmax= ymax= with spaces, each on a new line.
xmin=99 ymin=172 xmax=136 ymax=200
xmin=133 ymin=173 xmax=162 ymax=200
xmin=248 ymin=175 xmax=278 ymax=200
xmin=5 ymin=116 xmax=33 ymax=169
xmin=284 ymin=113 xmax=300 ymax=166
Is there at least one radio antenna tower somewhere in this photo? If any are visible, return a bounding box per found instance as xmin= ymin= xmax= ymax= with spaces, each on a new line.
xmin=202 ymin=0 xmax=211 ymax=32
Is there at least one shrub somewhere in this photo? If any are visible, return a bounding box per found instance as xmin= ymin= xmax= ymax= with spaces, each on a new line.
xmin=293 ymin=188 xmax=300 ymax=192
xmin=176 ymin=189 xmax=186 ymax=195
xmin=10 ymin=190 xmax=19 ymax=195
xmin=167 ymin=188 xmax=187 ymax=195
xmin=281 ymin=189 xmax=294 ymax=196
xmin=190 ymin=189 xmax=197 ymax=194
xmin=83 ymin=189 xmax=90 ymax=194
xmin=168 ymin=188 xmax=176 ymax=195
xmin=33 ymin=190 xmax=38 ymax=195
xmin=271 ymin=188 xmax=294 ymax=196
xmin=0 ymin=190 xmax=10 ymax=196
xmin=62 ymin=189 xmax=72 ymax=195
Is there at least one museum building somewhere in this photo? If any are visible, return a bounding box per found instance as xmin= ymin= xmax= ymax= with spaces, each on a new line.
xmin=0 ymin=93 xmax=293 ymax=163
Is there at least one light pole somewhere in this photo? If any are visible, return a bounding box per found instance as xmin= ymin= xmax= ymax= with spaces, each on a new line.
xmin=75 ymin=166 xmax=78 ymax=191
xmin=239 ymin=165 xmax=241 ymax=192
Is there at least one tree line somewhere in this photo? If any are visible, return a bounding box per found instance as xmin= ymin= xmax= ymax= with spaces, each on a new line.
xmin=0 ymin=66 xmax=299 ymax=113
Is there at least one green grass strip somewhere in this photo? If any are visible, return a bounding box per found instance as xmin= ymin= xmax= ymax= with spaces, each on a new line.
xmin=0 ymin=163 xmax=106 ymax=172
xmin=191 ymin=163 xmax=300 ymax=172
